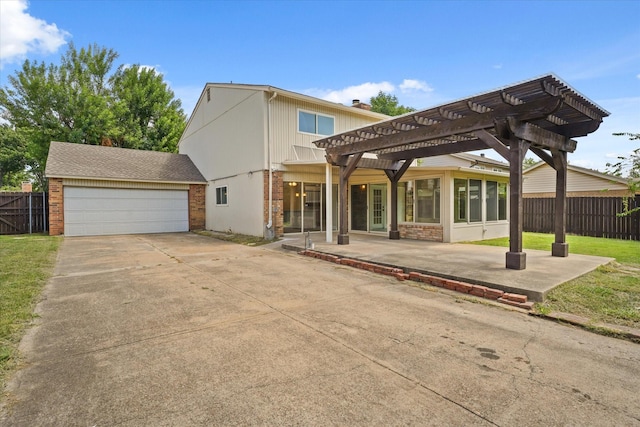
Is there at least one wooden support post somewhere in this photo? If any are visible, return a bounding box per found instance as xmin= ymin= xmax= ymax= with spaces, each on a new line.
xmin=337 ymin=153 xmax=363 ymax=245
xmin=506 ymin=139 xmax=529 ymax=270
xmin=389 ymin=179 xmax=400 ymax=240
xmin=552 ymin=150 xmax=569 ymax=257
xmin=384 ymin=159 xmax=413 ymax=240
xmin=338 ymin=165 xmax=349 ymax=244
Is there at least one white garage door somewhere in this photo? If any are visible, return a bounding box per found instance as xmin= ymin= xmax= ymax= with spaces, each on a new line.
xmin=64 ymin=187 xmax=189 ymax=236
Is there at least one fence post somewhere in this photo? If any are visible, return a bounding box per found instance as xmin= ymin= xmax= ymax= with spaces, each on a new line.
xmin=29 ymin=193 xmax=32 ymax=234
xmin=43 ymin=192 xmax=47 ymax=233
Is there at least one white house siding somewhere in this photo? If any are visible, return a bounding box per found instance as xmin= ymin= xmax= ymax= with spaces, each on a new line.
xmin=269 ymin=96 xmax=384 ymax=166
xmin=179 ymin=86 xmax=267 ymax=234
xmin=523 ymin=164 xmax=628 ymax=195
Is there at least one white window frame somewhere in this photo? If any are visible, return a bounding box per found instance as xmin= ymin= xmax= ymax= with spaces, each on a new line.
xmin=215 ymin=185 xmax=228 ymax=206
xmin=297 ymin=109 xmax=335 ymax=136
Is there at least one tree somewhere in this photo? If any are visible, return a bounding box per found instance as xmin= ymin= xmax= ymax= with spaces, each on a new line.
xmin=0 ymin=43 xmax=187 ymax=188
xmin=0 ymin=125 xmax=28 ymax=189
xmin=606 ymin=132 xmax=640 ymax=216
xmin=369 ymin=91 xmax=416 ymax=116
xmin=110 ymin=64 xmax=186 ymax=152
xmin=523 ymin=157 xmax=539 ymax=169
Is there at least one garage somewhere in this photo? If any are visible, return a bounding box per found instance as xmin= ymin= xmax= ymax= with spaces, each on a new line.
xmin=64 ymin=187 xmax=189 ymax=237
xmin=45 ymin=141 xmax=206 ymax=237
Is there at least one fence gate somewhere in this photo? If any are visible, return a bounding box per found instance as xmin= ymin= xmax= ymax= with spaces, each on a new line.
xmin=0 ymin=192 xmax=48 ymax=235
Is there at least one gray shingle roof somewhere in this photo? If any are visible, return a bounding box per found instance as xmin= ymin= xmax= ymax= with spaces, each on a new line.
xmin=45 ymin=141 xmax=206 ymax=183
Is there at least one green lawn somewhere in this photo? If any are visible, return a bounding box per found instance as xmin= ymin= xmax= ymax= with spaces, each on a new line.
xmin=0 ymin=234 xmax=60 ymax=389
xmin=468 ymin=233 xmax=640 ymax=328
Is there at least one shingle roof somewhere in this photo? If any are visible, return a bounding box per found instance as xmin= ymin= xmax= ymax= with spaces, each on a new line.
xmin=45 ymin=141 xmax=206 ymax=183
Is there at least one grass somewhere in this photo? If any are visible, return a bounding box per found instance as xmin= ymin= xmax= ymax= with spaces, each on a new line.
xmin=0 ymin=234 xmax=60 ymax=390
xmin=468 ymin=233 xmax=640 ymax=328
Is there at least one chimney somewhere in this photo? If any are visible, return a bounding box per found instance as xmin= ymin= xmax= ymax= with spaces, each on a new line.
xmin=351 ymin=99 xmax=371 ymax=110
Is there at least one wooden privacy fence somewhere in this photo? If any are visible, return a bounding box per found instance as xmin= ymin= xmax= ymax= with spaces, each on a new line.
xmin=524 ymin=196 xmax=640 ymax=241
xmin=0 ymin=192 xmax=48 ymax=235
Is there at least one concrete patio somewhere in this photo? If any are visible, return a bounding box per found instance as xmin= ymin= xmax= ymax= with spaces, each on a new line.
xmin=278 ymin=232 xmax=613 ymax=302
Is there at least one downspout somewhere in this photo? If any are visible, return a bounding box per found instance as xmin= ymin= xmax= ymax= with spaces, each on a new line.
xmin=266 ymin=91 xmax=278 ymax=235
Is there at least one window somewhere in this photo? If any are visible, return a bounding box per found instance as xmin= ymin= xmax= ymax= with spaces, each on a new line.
xmin=498 ymin=182 xmax=507 ymax=220
xmin=298 ymin=110 xmax=334 ymax=136
xmin=454 ymin=179 xmax=467 ymax=223
xmin=486 ymin=181 xmax=498 ymax=221
xmin=415 ymin=179 xmax=440 ymax=223
xmin=469 ymin=179 xmax=482 ymax=222
xmin=215 ymin=186 xmax=228 ymax=205
xmin=398 ymin=181 xmax=414 ymax=222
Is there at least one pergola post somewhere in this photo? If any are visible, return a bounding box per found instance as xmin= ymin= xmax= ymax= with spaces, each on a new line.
xmin=552 ymin=150 xmax=569 ymax=257
xmin=385 ymin=159 xmax=413 ymax=240
xmin=506 ymin=139 xmax=530 ymax=270
xmin=337 ymin=153 xmax=363 ymax=245
xmin=338 ymin=165 xmax=349 ymax=244
xmin=389 ymin=179 xmax=399 ymax=239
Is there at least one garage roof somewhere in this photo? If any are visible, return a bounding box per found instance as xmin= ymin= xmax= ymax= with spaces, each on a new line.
xmin=45 ymin=141 xmax=206 ymax=184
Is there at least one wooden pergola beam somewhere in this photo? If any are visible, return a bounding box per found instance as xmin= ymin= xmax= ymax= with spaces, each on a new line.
xmin=326 ymin=96 xmax=563 ymax=157
xmin=327 ymin=154 xmax=402 ymax=171
xmin=378 ymin=139 xmax=488 ymax=161
xmin=507 ymin=117 xmax=577 ymax=152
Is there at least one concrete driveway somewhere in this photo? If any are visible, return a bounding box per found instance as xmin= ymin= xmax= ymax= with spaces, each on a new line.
xmin=1 ymin=233 xmax=639 ymax=426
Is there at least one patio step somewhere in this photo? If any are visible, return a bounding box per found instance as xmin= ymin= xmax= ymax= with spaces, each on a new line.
xmin=299 ymin=249 xmax=533 ymax=310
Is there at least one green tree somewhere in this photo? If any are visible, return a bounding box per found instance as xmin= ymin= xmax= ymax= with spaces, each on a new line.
xmin=606 ymin=132 xmax=640 ymax=216
xmin=110 ymin=65 xmax=186 ymax=152
xmin=0 ymin=43 xmax=186 ymax=188
xmin=0 ymin=125 xmax=28 ymax=189
xmin=523 ymin=157 xmax=539 ymax=169
xmin=369 ymin=91 xmax=416 ymax=116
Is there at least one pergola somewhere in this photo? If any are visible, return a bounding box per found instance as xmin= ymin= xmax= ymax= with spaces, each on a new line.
xmin=313 ymin=75 xmax=609 ymax=269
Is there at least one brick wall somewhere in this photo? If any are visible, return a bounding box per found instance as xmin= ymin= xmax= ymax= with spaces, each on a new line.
xmin=263 ymin=170 xmax=284 ymax=237
xmin=48 ymin=178 xmax=64 ymax=236
xmin=188 ymin=184 xmax=206 ymax=230
xmin=399 ymin=223 xmax=443 ymax=242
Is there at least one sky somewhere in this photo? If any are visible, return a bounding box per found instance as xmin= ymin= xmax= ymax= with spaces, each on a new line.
xmin=1 ymin=0 xmax=639 ymax=173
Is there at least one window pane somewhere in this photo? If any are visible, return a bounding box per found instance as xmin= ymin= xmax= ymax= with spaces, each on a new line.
xmin=454 ymin=179 xmax=467 ymax=223
xmin=486 ymin=181 xmax=498 ymax=221
xmin=283 ymin=181 xmax=302 ymax=233
xmin=299 ymin=111 xmax=316 ymax=134
xmin=216 ymin=186 xmax=227 ymax=205
xmin=416 ymin=179 xmax=440 ymax=223
xmin=398 ymin=181 xmax=414 ymax=222
xmin=498 ymin=182 xmax=507 ymax=220
xmin=469 ymin=179 xmax=482 ymax=222
xmin=317 ymin=115 xmax=334 ymax=135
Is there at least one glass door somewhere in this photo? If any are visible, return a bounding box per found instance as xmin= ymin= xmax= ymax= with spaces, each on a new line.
xmin=369 ymin=184 xmax=387 ymax=232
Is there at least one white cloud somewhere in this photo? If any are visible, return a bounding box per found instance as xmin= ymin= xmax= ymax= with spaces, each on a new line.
xmin=637 ymin=73 xmax=640 ymax=79
xmin=0 ymin=0 xmax=69 ymax=68
xmin=493 ymin=64 xmax=503 ymax=70
xmin=304 ymin=81 xmax=395 ymax=105
xmin=399 ymin=79 xmax=433 ymax=94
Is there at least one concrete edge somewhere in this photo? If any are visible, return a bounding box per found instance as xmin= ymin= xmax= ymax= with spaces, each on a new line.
xmin=282 ymin=243 xmax=543 ymax=303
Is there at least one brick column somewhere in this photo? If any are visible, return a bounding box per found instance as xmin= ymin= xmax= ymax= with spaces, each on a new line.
xmin=264 ymin=170 xmax=284 ymax=237
xmin=188 ymin=184 xmax=206 ymax=230
xmin=48 ymin=178 xmax=64 ymax=236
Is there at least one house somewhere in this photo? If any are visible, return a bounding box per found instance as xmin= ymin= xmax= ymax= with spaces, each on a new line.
xmin=178 ymin=83 xmax=511 ymax=243
xmin=46 ymin=141 xmax=206 ymax=236
xmin=524 ymin=162 xmax=634 ymax=197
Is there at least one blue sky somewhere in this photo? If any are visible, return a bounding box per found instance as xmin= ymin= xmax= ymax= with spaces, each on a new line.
xmin=1 ymin=0 xmax=639 ymax=172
